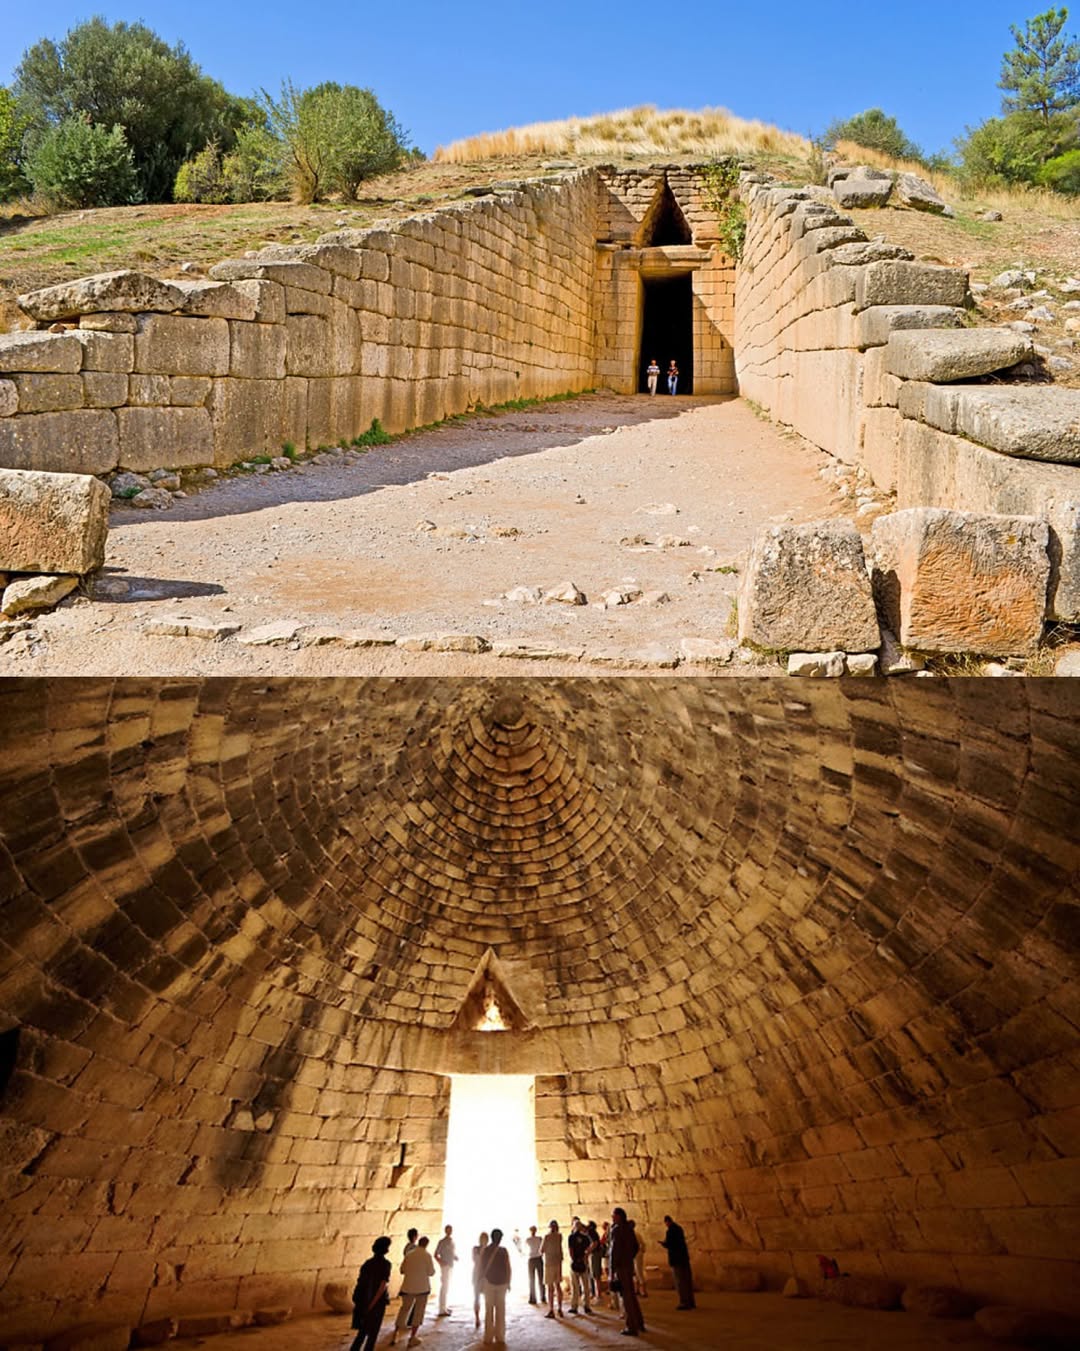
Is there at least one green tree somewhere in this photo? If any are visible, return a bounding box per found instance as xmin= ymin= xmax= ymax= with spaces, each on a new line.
xmin=25 ymin=115 xmax=137 ymax=207
xmin=0 ymin=87 xmax=30 ymax=200
xmin=14 ymin=17 xmax=252 ymax=201
xmin=1000 ymin=8 xmax=1080 ymax=121
xmin=825 ymin=108 xmax=922 ymax=162
xmin=1037 ymin=145 xmax=1080 ymax=188
xmin=259 ymin=79 xmax=408 ymax=202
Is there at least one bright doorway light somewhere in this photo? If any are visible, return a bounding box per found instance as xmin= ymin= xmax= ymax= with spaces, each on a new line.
xmin=443 ymin=1075 xmax=538 ymax=1281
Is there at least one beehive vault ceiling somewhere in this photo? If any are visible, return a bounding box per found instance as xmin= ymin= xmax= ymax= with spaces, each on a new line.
xmin=0 ymin=678 xmax=1078 ymax=1335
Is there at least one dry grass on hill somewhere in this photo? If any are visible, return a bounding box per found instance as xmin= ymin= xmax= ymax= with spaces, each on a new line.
xmin=436 ymin=104 xmax=811 ymax=162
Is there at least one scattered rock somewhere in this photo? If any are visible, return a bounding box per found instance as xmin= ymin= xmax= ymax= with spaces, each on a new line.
xmin=18 ymin=270 xmax=187 ymax=322
xmin=147 ymin=470 xmax=182 ymax=491
xmin=144 ymin=616 xmax=240 ymax=641
xmin=2 ymin=574 xmax=78 ymax=617
xmin=893 ymin=172 xmax=948 ymax=214
xmin=238 ymin=620 xmax=303 ymax=646
xmin=1054 ymin=648 xmax=1080 ymax=675
xmin=787 ymin=651 xmax=845 ymax=677
xmin=678 ymin=637 xmax=735 ymax=664
xmin=504 ymin=586 xmax=543 ymax=604
xmin=491 ymin=641 xmax=585 ymax=661
xmin=110 ymin=472 xmax=151 ymax=498
xmin=738 ymin=520 xmax=880 ymax=653
xmin=415 ymin=519 xmax=437 ymax=531
xmin=253 ymin=1308 xmax=291 ymax=1327
xmin=0 ymin=468 xmax=110 ymax=574
xmin=600 ymin=588 xmax=641 ymax=606
xmin=983 ymin=661 xmax=1023 ymax=677
xmin=641 ymin=590 xmax=672 ymax=605
xmin=878 ymin=627 xmax=925 ymax=675
xmin=129 ymin=488 xmax=174 ymax=510
xmin=588 ymin=644 xmax=678 ymax=669
xmin=844 ymin=653 xmax=877 ymax=675
xmin=543 ymin=581 xmax=587 ymax=605
xmin=981 ymin=210 xmax=1003 ymax=222
xmin=832 ymin=177 xmax=893 ymax=209
xmin=636 ymin=502 xmax=679 ymax=516
xmin=1029 ymin=305 xmax=1056 ymax=323
xmin=395 ymin=632 xmax=489 ymax=652
xmin=656 ymin=534 xmax=691 ymax=548
xmin=298 ymin=627 xmax=397 ymax=648
xmin=819 ymin=1275 xmax=903 ymax=1310
xmin=992 ymin=269 xmax=1036 ymax=290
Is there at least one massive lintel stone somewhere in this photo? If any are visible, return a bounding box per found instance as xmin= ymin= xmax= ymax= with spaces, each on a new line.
xmin=17 ymin=270 xmax=187 ymax=322
xmin=738 ymin=520 xmax=880 ymax=653
xmin=884 ymin=328 xmax=1033 ymax=382
xmin=943 ymin=386 xmax=1080 ymax=464
xmin=0 ymin=467 xmax=109 ymax=574
xmin=869 ymin=507 xmax=1050 ymax=654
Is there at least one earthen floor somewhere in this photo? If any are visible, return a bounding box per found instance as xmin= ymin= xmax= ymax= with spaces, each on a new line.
xmin=2 ymin=395 xmax=851 ymax=675
xmin=186 ymin=1295 xmax=1024 ymax=1351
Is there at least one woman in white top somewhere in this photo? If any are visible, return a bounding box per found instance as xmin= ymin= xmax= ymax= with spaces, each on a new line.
xmin=540 ymin=1219 xmax=564 ymax=1319
xmin=388 ymin=1236 xmax=435 ymax=1348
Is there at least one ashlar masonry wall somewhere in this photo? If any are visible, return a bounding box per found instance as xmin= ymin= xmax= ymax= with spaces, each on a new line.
xmin=0 ymin=172 xmax=600 ymax=474
xmin=733 ymin=175 xmax=1080 ymax=620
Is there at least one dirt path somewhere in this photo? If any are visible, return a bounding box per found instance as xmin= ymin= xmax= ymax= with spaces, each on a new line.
xmin=1 ymin=395 xmax=855 ymax=676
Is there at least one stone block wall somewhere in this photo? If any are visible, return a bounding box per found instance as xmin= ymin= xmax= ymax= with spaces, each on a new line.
xmin=0 ymin=173 xmax=600 ymax=476
xmin=733 ymin=176 xmax=1080 ymax=620
xmin=1 ymin=680 xmax=1079 ymax=1335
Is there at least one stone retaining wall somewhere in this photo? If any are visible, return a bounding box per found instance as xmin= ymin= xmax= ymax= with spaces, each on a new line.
xmin=0 ymin=173 xmax=601 ymax=475
xmin=733 ymin=175 xmax=1080 ymax=620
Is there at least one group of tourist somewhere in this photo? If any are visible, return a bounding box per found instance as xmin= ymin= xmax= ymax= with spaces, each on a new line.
xmin=348 ymin=1213 xmax=694 ymax=1348
xmin=644 ymin=358 xmax=680 ymax=395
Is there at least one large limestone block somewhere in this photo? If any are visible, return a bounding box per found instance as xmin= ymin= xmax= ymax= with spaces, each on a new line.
xmin=0 ymin=409 xmax=119 ymax=474
xmin=856 ymin=305 xmax=963 ymax=349
xmin=0 ymin=468 xmax=109 ymax=574
xmin=18 ymin=270 xmax=186 ymax=321
xmin=209 ymin=259 xmax=332 ymax=294
xmin=0 ymin=331 xmax=83 ymax=374
xmin=231 ymin=280 xmax=286 ymax=324
xmin=134 ymin=315 xmax=229 ymax=376
xmin=950 ymin=386 xmax=1080 ymax=463
xmin=833 ymin=178 xmax=892 ymax=208
xmin=209 ymin=379 xmax=287 ymax=462
xmin=229 ymin=322 xmax=287 ymax=379
xmin=869 ymin=507 xmax=1050 ymax=654
xmin=174 ymin=279 xmax=257 ymax=321
xmin=2 ymin=572 xmax=78 ymax=615
xmin=856 ymin=260 xmax=968 ymax=311
xmin=116 ymin=407 xmax=213 ymax=470
xmin=73 ymin=330 xmax=134 ymax=373
xmin=14 ymin=374 xmax=85 ymax=413
xmin=738 ymin=520 xmax=880 ymax=652
xmin=285 ymin=315 xmax=331 ymax=376
xmin=884 ymin=328 xmax=1032 ymax=382
xmin=894 ymin=172 xmax=948 ymax=214
xmin=0 ymin=379 xmax=16 ymax=417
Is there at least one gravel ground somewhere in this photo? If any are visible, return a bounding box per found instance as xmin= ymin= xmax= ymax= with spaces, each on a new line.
xmin=0 ymin=394 xmax=854 ymax=676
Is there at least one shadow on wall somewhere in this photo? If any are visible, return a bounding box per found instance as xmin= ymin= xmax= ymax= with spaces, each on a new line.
xmin=109 ymin=392 xmax=724 ymax=528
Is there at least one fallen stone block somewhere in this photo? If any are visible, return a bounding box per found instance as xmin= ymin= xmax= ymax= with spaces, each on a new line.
xmin=678 ymin=637 xmax=735 ymax=664
xmin=322 ymin=1282 xmax=353 ymax=1315
xmin=18 ymin=271 xmax=187 ymax=322
xmin=901 ymin=1285 xmax=980 ymax=1319
xmin=870 ymin=507 xmax=1050 ymax=655
xmin=949 ymin=386 xmax=1080 ymax=464
xmin=827 ymin=165 xmax=892 ymax=188
xmin=844 ymin=652 xmax=877 ymax=675
xmin=543 ymin=581 xmax=587 ymax=605
xmin=175 ymin=1312 xmax=249 ymax=1337
xmin=974 ymin=1305 xmax=1080 ymax=1346
xmin=128 ymin=488 xmax=174 ymax=510
xmin=0 ymin=331 xmax=84 ymax=376
xmin=0 ymin=468 xmax=109 ymax=574
xmin=1056 ymin=647 xmax=1080 ymax=675
xmin=491 ymin=641 xmax=585 ymax=661
xmin=587 ymin=644 xmax=679 ymax=669
xmin=738 ymin=520 xmax=880 ymax=653
xmin=894 ymin=171 xmax=948 ymax=213
xmin=885 ymin=328 xmax=1032 ymax=382
xmin=395 ymin=632 xmax=489 ymax=653
xmin=252 ymin=1307 xmax=291 ymax=1327
xmin=833 ymin=178 xmax=892 ymax=208
xmin=44 ymin=1328 xmax=130 ymax=1351
xmin=144 ymin=616 xmax=240 ymax=641
xmin=787 ymin=651 xmax=845 ymax=677
xmin=239 ymin=619 xmax=303 ymax=646
xmin=298 ymin=627 xmax=397 ymax=647
xmin=131 ymin=1318 xmax=177 ymax=1347
xmin=2 ymin=573 xmax=78 ymax=617
xmin=818 ymin=1275 xmax=903 ymax=1310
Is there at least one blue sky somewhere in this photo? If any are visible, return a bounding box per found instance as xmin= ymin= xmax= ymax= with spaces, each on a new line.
xmin=0 ymin=2 xmax=1054 ymax=156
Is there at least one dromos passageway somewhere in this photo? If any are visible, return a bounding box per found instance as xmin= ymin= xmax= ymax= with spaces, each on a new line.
xmin=0 ymin=679 xmax=1077 ymax=1340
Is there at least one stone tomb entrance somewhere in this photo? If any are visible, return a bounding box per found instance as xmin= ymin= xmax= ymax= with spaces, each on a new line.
xmin=639 ymin=271 xmax=694 ymax=393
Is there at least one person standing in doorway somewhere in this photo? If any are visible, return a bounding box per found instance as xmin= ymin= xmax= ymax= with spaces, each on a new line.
xmin=660 ymin=1214 xmax=695 ymax=1309
xmin=349 ymin=1236 xmax=391 ymax=1351
xmin=586 ymin=1220 xmax=603 ymax=1303
xmin=567 ymin=1217 xmax=592 ymax=1314
xmin=434 ymin=1224 xmax=456 ymax=1317
xmin=389 ymin=1235 xmax=435 ymax=1347
xmin=471 ymin=1231 xmax=489 ymax=1330
xmin=667 ymin=360 xmax=679 ymax=395
xmin=630 ymin=1220 xmax=647 ymax=1298
xmin=541 ymin=1219 xmax=564 ymax=1319
xmin=646 ymin=358 xmax=660 ymax=395
xmin=525 ymin=1225 xmax=544 ymax=1304
xmin=480 ymin=1227 xmax=512 ymax=1345
xmin=609 ymin=1207 xmax=645 ymax=1337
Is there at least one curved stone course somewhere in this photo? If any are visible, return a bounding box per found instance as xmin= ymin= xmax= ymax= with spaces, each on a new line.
xmin=0 ymin=679 xmax=1078 ymax=1337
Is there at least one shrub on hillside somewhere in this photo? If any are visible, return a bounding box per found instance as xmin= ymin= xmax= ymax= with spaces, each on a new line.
xmin=825 ymin=108 xmax=922 ymax=162
xmin=1038 ymin=146 xmax=1080 ymax=190
xmin=174 ymin=125 xmax=289 ymax=203
xmin=0 ymin=87 xmax=29 ymax=201
xmin=956 ymin=109 xmax=1077 ymax=185
xmin=25 ymin=116 xmax=137 ymax=207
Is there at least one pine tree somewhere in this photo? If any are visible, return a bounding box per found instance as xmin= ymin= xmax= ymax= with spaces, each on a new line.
xmin=999 ymin=7 xmax=1080 ymax=122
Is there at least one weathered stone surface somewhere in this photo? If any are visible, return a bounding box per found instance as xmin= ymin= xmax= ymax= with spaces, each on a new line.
xmin=18 ymin=270 xmax=186 ymax=322
xmin=782 ymin=1277 xmax=808 ymax=1299
xmin=844 ymin=652 xmax=877 ymax=675
xmin=870 ymin=507 xmax=1050 ymax=654
xmin=229 ymin=322 xmax=288 ymax=380
xmin=209 ymin=259 xmax=333 ymax=294
xmin=974 ymin=1306 xmax=1080 ymax=1345
xmin=231 ymin=279 xmax=286 ymax=324
xmin=79 ymin=312 xmax=139 ymax=333
xmin=948 ymin=386 xmax=1080 ymax=464
xmin=0 ymin=331 xmax=83 ymax=374
xmin=738 ymin=521 xmax=880 ymax=652
xmin=82 ymin=374 xmax=129 ymax=410
xmin=116 ymin=407 xmax=214 ymax=471
xmin=714 ymin=1267 xmax=764 ymax=1292
xmin=174 ymin=1313 xmax=247 ymax=1337
xmin=0 ymin=379 xmax=16 ymax=417
xmin=130 ymin=1317 xmax=177 ymax=1346
xmin=174 ymin=280 xmax=258 ymax=321
xmin=0 ymin=409 xmax=119 ymax=474
xmin=1 ymin=573 xmax=78 ymax=616
xmin=678 ymin=637 xmax=735 ymax=664
xmin=787 ymin=650 xmax=845 ymax=676
xmin=856 ymin=305 xmax=963 ymax=349
xmin=819 ymin=1276 xmax=903 ymax=1311
xmin=855 ymin=261 xmax=968 ymax=311
xmin=1056 ymin=647 xmax=1080 ymax=674
xmin=0 ymin=468 xmax=109 ymax=574
xmin=44 ymin=1325 xmax=131 ymax=1351
xmin=252 ymin=1307 xmax=291 ymax=1326
xmin=129 ymin=487 xmax=174 ymax=510
xmin=73 ymin=331 xmax=135 ymax=373
xmin=239 ymin=620 xmax=303 ymax=646
xmin=901 ymin=1286 xmax=980 ymax=1319
xmin=894 ymin=172 xmax=948 ymax=213
xmin=133 ymin=315 xmax=229 ymax=377
xmin=144 ymin=615 xmax=239 ymax=639
xmin=322 ymin=1283 xmax=353 ymax=1315
xmin=13 ymin=374 xmax=85 ymax=414
xmin=833 ymin=177 xmax=892 ymax=209
xmin=826 ymin=242 xmax=914 ymax=267
xmin=395 ymin=632 xmax=489 ymax=653
xmin=884 ymin=328 xmax=1033 ymax=382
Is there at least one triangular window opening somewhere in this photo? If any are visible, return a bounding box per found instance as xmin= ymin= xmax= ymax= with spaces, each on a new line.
xmin=640 ymin=179 xmax=693 ymax=247
xmin=451 ymin=949 xmax=532 ymax=1033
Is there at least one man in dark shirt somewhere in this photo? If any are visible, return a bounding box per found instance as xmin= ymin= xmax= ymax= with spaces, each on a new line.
xmin=567 ymin=1218 xmax=592 ymax=1314
xmin=660 ymin=1215 xmax=695 ymax=1309
xmin=351 ymin=1236 xmax=392 ymax=1351
xmin=608 ymin=1207 xmax=645 ymax=1336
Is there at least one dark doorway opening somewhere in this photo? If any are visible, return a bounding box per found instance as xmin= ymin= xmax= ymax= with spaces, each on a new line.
xmin=640 ymin=180 xmax=693 ymax=246
xmin=640 ymin=273 xmax=693 ymax=394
